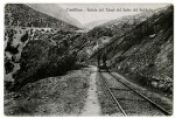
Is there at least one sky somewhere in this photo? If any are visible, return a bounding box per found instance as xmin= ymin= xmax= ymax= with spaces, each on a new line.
xmin=59 ymin=4 xmax=168 ymax=26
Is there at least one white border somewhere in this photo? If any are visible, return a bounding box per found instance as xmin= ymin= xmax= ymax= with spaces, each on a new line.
xmin=0 ymin=0 xmax=174 ymax=118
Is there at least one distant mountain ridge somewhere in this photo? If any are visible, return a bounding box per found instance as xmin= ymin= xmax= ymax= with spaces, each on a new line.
xmin=27 ymin=4 xmax=83 ymax=28
xmin=88 ymin=5 xmax=169 ymax=37
xmin=84 ymin=19 xmax=110 ymax=30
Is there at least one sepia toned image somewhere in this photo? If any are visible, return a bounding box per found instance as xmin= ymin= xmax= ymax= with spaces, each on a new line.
xmin=4 ymin=3 xmax=173 ymax=116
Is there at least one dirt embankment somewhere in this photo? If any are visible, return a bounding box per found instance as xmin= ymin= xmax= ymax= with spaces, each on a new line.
xmin=5 ymin=69 xmax=91 ymax=116
xmin=111 ymin=6 xmax=173 ymax=95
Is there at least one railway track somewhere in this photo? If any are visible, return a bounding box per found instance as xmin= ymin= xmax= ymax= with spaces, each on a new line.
xmin=99 ymin=71 xmax=171 ymax=116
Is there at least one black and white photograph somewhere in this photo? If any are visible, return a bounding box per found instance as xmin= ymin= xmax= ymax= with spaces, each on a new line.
xmin=3 ymin=2 xmax=173 ymax=116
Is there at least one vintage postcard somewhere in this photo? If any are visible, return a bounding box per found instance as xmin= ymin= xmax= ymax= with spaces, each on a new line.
xmin=4 ymin=3 xmax=173 ymax=116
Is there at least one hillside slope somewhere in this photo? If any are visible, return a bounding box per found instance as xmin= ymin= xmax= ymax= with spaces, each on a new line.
xmin=5 ymin=4 xmax=77 ymax=29
xmin=4 ymin=4 xmax=85 ymax=90
xmin=91 ymin=6 xmax=173 ymax=95
xmin=27 ymin=4 xmax=83 ymax=28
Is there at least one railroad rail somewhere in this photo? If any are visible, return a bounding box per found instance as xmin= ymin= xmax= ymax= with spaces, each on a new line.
xmin=99 ymin=71 xmax=171 ymax=116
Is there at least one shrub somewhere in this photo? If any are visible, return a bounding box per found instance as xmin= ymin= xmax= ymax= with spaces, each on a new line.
xmin=20 ymin=32 xmax=28 ymax=42
xmin=5 ymin=61 xmax=14 ymax=74
xmin=12 ymin=39 xmax=77 ymax=90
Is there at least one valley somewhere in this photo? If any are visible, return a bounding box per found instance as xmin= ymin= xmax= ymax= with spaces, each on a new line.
xmin=4 ymin=4 xmax=173 ymax=116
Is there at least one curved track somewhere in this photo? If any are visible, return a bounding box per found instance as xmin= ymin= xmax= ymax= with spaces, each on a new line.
xmin=99 ymin=71 xmax=171 ymax=116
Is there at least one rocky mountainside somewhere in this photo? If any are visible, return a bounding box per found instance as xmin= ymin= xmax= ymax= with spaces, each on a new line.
xmin=5 ymin=26 xmax=89 ymax=90
xmin=5 ymin=4 xmax=78 ymax=29
xmin=78 ymin=8 xmax=162 ymax=59
xmin=4 ymin=4 xmax=86 ymax=90
xmin=91 ymin=6 xmax=173 ymax=95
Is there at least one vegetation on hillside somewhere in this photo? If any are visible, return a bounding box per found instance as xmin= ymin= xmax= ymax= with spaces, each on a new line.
xmin=5 ymin=4 xmax=77 ymax=30
xmin=91 ymin=6 xmax=173 ymax=95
